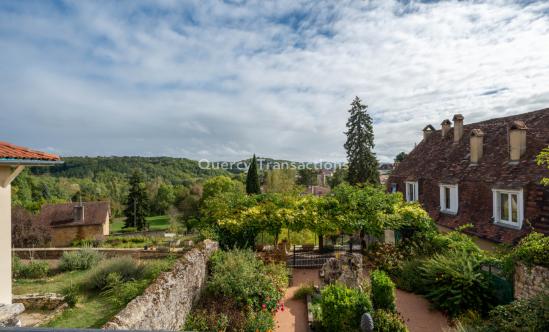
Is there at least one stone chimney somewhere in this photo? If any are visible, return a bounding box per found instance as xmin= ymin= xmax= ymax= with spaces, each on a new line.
xmin=73 ymin=204 xmax=85 ymax=222
xmin=509 ymin=120 xmax=527 ymax=162
xmin=422 ymin=124 xmax=435 ymax=140
xmin=441 ymin=119 xmax=452 ymax=138
xmin=453 ymin=114 xmax=464 ymax=143
xmin=470 ymin=128 xmax=484 ymax=164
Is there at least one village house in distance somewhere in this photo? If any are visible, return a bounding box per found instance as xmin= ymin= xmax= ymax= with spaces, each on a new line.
xmin=13 ymin=201 xmax=110 ymax=247
xmin=388 ymin=108 xmax=549 ymax=244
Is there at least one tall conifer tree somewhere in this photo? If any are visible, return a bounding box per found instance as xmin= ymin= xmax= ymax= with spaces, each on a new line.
xmin=246 ymin=154 xmax=261 ymax=194
xmin=124 ymin=170 xmax=149 ymax=230
xmin=344 ymin=96 xmax=380 ymax=185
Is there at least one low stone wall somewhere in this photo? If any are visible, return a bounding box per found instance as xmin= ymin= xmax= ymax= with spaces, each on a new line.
xmin=13 ymin=293 xmax=65 ymax=310
xmin=103 ymin=240 xmax=218 ymax=331
xmin=514 ymin=262 xmax=549 ymax=300
xmin=13 ymin=247 xmax=186 ymax=260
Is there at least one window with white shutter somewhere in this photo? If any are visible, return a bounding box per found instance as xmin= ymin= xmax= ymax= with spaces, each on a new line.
xmin=439 ymin=184 xmax=458 ymax=214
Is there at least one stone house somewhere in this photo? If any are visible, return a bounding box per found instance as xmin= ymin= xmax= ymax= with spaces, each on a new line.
xmin=13 ymin=201 xmax=111 ymax=247
xmin=387 ymin=108 xmax=549 ymax=244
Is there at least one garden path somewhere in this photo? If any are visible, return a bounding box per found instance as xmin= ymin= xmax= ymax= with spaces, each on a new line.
xmin=396 ymin=289 xmax=449 ymax=332
xmin=275 ymin=268 xmax=319 ymax=332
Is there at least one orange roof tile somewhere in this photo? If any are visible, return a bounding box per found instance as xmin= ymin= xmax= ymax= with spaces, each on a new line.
xmin=0 ymin=141 xmax=61 ymax=161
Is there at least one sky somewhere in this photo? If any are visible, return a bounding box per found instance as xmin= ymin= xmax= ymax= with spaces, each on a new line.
xmin=1 ymin=0 xmax=548 ymax=163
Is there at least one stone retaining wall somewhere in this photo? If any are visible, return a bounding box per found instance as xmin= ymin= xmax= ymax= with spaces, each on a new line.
xmin=13 ymin=293 xmax=65 ymax=311
xmin=103 ymin=240 xmax=218 ymax=331
xmin=13 ymin=247 xmax=186 ymax=260
xmin=514 ymin=262 xmax=549 ymax=300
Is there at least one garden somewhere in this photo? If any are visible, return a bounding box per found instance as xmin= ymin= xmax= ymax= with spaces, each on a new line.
xmin=12 ymin=249 xmax=177 ymax=328
xmin=194 ymin=176 xmax=549 ymax=332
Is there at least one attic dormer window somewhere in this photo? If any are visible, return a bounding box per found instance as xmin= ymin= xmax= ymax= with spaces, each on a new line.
xmin=405 ymin=181 xmax=418 ymax=202
xmin=439 ymin=184 xmax=458 ymax=214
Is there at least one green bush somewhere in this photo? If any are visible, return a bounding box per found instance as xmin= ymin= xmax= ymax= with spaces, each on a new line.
xmin=244 ymin=309 xmax=275 ymax=332
xmin=208 ymin=249 xmax=287 ymax=312
xmin=504 ymin=232 xmax=549 ymax=272
xmin=100 ymin=272 xmax=149 ymax=307
xmin=395 ymin=259 xmax=426 ymax=294
xmin=420 ymin=250 xmax=494 ymax=317
xmin=320 ymin=283 xmax=372 ymax=332
xmin=292 ymin=284 xmax=315 ymax=300
xmin=61 ymin=282 xmax=79 ymax=308
xmin=59 ymin=250 xmax=103 ymax=271
xmin=14 ymin=259 xmax=49 ymax=279
xmin=184 ymin=296 xmax=247 ymax=332
xmin=368 ymin=243 xmax=405 ymax=277
xmin=460 ymin=294 xmax=549 ymax=332
xmin=84 ymin=257 xmax=143 ymax=290
xmin=371 ymin=270 xmax=396 ymax=312
xmin=373 ymin=309 xmax=408 ymax=332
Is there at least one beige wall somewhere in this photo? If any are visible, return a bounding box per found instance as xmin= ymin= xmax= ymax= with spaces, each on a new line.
xmin=0 ymin=166 xmax=13 ymax=304
xmin=51 ymin=224 xmax=106 ymax=247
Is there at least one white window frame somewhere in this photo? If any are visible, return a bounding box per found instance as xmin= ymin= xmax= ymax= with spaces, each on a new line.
xmin=439 ymin=184 xmax=459 ymax=215
xmin=405 ymin=181 xmax=418 ymax=202
xmin=492 ymin=189 xmax=524 ymax=229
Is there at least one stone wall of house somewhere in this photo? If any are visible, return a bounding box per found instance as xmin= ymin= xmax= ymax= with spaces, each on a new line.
xmin=51 ymin=224 xmax=105 ymax=247
xmin=514 ymin=262 xmax=549 ymax=300
xmin=103 ymin=240 xmax=218 ymax=331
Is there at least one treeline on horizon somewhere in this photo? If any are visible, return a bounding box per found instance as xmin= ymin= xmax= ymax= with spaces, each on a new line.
xmin=11 ymin=156 xmax=348 ymax=218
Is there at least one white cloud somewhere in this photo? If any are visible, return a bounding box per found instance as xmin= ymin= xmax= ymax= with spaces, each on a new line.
xmin=0 ymin=0 xmax=548 ymax=162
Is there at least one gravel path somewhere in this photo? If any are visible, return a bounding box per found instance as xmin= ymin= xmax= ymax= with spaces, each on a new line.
xmin=275 ymin=269 xmax=320 ymax=332
xmin=275 ymin=268 xmax=449 ymax=332
xmin=396 ymin=289 xmax=449 ymax=332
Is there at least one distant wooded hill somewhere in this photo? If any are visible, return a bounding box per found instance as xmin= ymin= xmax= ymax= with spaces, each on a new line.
xmin=30 ymin=156 xmax=230 ymax=184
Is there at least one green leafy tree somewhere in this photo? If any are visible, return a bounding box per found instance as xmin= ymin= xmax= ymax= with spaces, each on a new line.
xmin=246 ymin=154 xmax=261 ymax=194
xmin=152 ymin=183 xmax=176 ymax=215
xmin=123 ymin=171 xmax=149 ymax=230
xmin=263 ymin=169 xmax=296 ymax=193
xmin=344 ymin=96 xmax=380 ymax=185
xmin=536 ymin=146 xmax=549 ymax=186
xmin=202 ymin=175 xmax=244 ymax=201
xmin=394 ymin=152 xmax=407 ymax=163
xmin=297 ymin=168 xmax=318 ymax=186
xmin=327 ymin=167 xmax=348 ymax=188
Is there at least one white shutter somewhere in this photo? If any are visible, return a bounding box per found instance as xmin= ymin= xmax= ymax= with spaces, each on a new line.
xmin=439 ymin=185 xmax=444 ymax=211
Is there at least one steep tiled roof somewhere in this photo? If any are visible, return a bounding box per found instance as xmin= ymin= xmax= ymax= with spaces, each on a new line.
xmin=39 ymin=201 xmax=110 ymax=227
xmin=0 ymin=141 xmax=61 ymax=161
xmin=391 ymin=108 xmax=549 ymax=185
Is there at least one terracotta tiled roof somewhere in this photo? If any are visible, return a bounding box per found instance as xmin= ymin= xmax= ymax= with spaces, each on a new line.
xmin=0 ymin=141 xmax=61 ymax=161
xmin=39 ymin=201 xmax=110 ymax=228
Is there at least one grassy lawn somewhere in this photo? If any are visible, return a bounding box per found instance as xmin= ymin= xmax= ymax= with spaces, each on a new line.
xmin=13 ymin=270 xmax=88 ymax=295
xmin=110 ymin=215 xmax=171 ymax=234
xmin=14 ymin=258 xmax=176 ymax=328
xmin=43 ymin=293 xmax=120 ymax=328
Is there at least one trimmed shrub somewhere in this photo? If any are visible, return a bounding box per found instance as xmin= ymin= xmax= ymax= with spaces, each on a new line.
xmin=320 ymin=283 xmax=373 ymax=332
xmin=508 ymin=232 xmax=548 ymax=267
xmin=184 ymin=296 xmax=247 ymax=332
xmin=371 ymin=270 xmax=396 ymax=312
xmin=84 ymin=257 xmax=143 ymax=290
xmin=373 ymin=309 xmax=408 ymax=332
xmin=59 ymin=250 xmax=103 ymax=271
xmin=420 ymin=250 xmax=494 ymax=317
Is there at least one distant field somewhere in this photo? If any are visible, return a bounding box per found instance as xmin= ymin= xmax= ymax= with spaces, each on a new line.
xmin=110 ymin=215 xmax=171 ymax=234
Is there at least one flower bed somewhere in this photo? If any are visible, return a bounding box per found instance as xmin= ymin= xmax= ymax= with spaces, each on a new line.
xmin=184 ymin=249 xmax=288 ymax=332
